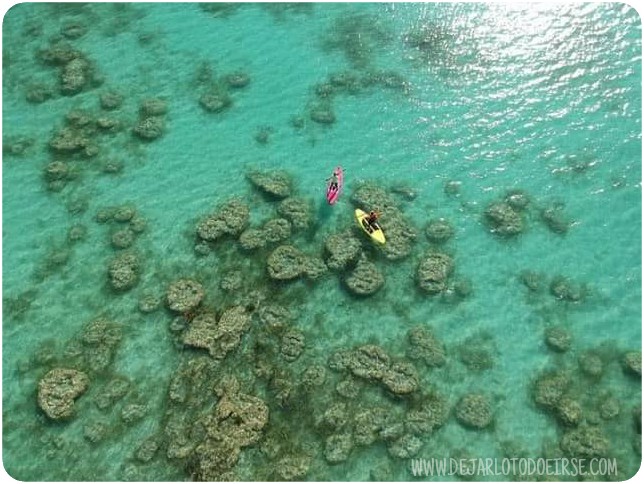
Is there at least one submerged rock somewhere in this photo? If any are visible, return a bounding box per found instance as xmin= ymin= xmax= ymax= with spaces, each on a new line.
xmin=484 ymin=201 xmax=523 ymax=236
xmin=381 ymin=361 xmax=419 ymax=395
xmin=44 ymin=160 xmax=70 ymax=182
xmin=550 ymin=276 xmax=585 ymax=302
xmin=301 ymin=365 xmax=327 ymax=389
xmin=301 ymin=255 xmax=329 ymax=281
xmin=83 ymin=420 xmax=109 ymax=443
xmin=183 ymin=306 xmax=251 ymax=360
xmin=247 ymin=170 xmax=292 ymax=199
xmin=417 ymin=251 xmax=453 ymax=294
xmin=405 ymin=393 xmax=449 ymax=435
xmin=277 ymin=197 xmax=312 ymax=230
xmin=324 ymin=231 xmax=362 ymax=271
xmin=239 ymin=228 xmax=265 ymax=251
xmin=599 ymin=397 xmax=619 ymax=420
xmin=111 ymin=228 xmax=135 ymax=249
xmin=239 ymin=218 xmax=292 ymax=251
xmin=138 ymin=293 xmax=160 ymax=314
xmin=135 ymin=436 xmax=160 ymax=463
xmin=197 ymin=199 xmax=250 ymax=242
xmin=387 ymin=434 xmax=423 ymax=459
xmin=276 ymin=455 xmax=310 ymax=480
xmin=458 ymin=333 xmax=496 ymax=372
xmin=61 ymin=57 xmax=92 ymax=95
xmin=94 ymin=376 xmax=130 ymax=410
xmin=545 ymin=327 xmax=572 ymax=353
xmin=541 ymin=204 xmax=571 ymax=234
xmin=113 ymin=206 xmax=136 ymax=223
xmin=225 ymin=71 xmax=250 ymax=89
xmin=504 ymin=190 xmax=530 ymax=211
xmin=310 ymin=104 xmax=336 ymax=125
xmin=380 ymin=215 xmax=418 ymax=261
xmin=193 ymin=378 xmax=269 ymax=480
xmin=263 ymin=218 xmax=291 ymax=243
xmin=324 ymin=433 xmax=353 ymax=463
xmin=533 ymin=371 xmax=569 ymax=409
xmin=425 ymin=218 xmax=454 ymax=243
xmin=258 ymin=304 xmax=291 ymax=329
xmin=519 ymin=270 xmax=543 ymax=292
xmin=320 ymin=402 xmax=349 ymax=431
xmin=26 ymin=83 xmax=55 ymax=104
xmin=121 ymin=403 xmax=148 ymax=424
xmin=166 ymin=279 xmax=204 ymax=313
xmin=560 ymin=425 xmax=609 ymax=458
xmin=407 ymin=325 xmax=446 ymax=367
xmin=455 ymin=394 xmax=493 ymax=429
xmin=199 ymin=89 xmax=232 ymax=113
xmin=353 ymin=408 xmax=387 ymax=446
xmin=140 ymin=98 xmax=167 ymax=117
xmin=344 ymin=256 xmax=384 ymax=296
xmin=579 ymin=351 xmax=604 ymax=378
xmin=267 ymin=245 xmax=305 ymax=280
xmin=133 ymin=115 xmax=165 ymax=140
xmin=99 ymin=90 xmax=123 ymax=110
xmin=623 ymin=351 xmax=641 ymax=377
xmin=81 ymin=319 xmax=122 ymax=372
xmin=108 ymin=251 xmax=140 ymax=291
xmin=38 ymin=368 xmax=89 ymax=420
xmin=556 ymin=397 xmax=582 ymax=426
xmin=49 ymin=127 xmax=89 ymax=153
xmin=331 ymin=345 xmax=420 ymax=395
xmin=343 ymin=345 xmax=390 ymax=381
xmin=280 ymin=328 xmax=305 ymax=362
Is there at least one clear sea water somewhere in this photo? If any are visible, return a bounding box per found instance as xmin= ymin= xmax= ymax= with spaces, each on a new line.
xmin=2 ymin=2 xmax=641 ymax=481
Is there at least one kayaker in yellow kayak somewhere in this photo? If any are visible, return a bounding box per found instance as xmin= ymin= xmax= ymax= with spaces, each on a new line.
xmin=365 ymin=210 xmax=381 ymax=233
xmin=355 ymin=208 xmax=386 ymax=244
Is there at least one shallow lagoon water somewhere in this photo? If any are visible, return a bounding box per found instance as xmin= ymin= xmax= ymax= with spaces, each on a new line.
xmin=2 ymin=2 xmax=642 ymax=481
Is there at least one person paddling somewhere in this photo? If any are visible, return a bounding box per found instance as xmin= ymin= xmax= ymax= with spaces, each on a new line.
xmin=327 ymin=172 xmax=339 ymax=191
xmin=366 ymin=210 xmax=381 ymax=231
xmin=326 ymin=166 xmax=344 ymax=205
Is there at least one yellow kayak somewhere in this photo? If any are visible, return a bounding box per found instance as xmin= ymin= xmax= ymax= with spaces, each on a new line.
xmin=355 ymin=209 xmax=386 ymax=245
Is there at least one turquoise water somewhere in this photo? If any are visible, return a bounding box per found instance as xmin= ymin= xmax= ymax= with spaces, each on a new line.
xmin=2 ymin=2 xmax=641 ymax=481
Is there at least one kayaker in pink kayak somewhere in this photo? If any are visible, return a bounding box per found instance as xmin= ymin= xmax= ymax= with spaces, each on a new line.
xmin=326 ymin=166 xmax=344 ymax=204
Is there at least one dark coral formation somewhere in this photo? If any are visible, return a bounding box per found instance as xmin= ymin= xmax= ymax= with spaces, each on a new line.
xmin=267 ymin=245 xmax=306 ymax=281
xmin=166 ymin=279 xmax=204 ymax=313
xmin=133 ymin=98 xmax=167 ymax=140
xmin=108 ymin=251 xmax=140 ymax=291
xmin=37 ymin=41 xmax=100 ymax=97
xmin=324 ymin=231 xmax=362 ymax=271
xmin=183 ymin=306 xmax=251 ymax=360
xmin=247 ymin=170 xmax=292 ymax=199
xmin=483 ymin=201 xmax=524 ymax=236
xmin=417 ymin=251 xmax=453 ymax=294
xmin=545 ymin=327 xmax=572 ymax=353
xmin=407 ymin=325 xmax=446 ymax=368
xmin=196 ymin=198 xmax=250 ymax=243
xmin=322 ymin=13 xmax=392 ymax=69
xmin=196 ymin=62 xmax=249 ymax=114
xmin=425 ymin=218 xmax=455 ymax=244
xmin=455 ymin=393 xmax=493 ymax=429
xmin=277 ymin=197 xmax=313 ymax=231
xmin=541 ymin=203 xmax=571 ymax=234
xmin=343 ymin=255 xmax=384 ymax=296
xmin=330 ymin=345 xmax=419 ymax=395
xmin=191 ymin=376 xmax=269 ymax=480
xmin=38 ymin=368 xmax=90 ymax=420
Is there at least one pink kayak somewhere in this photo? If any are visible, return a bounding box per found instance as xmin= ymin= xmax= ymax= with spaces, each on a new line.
xmin=326 ymin=166 xmax=344 ymax=205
